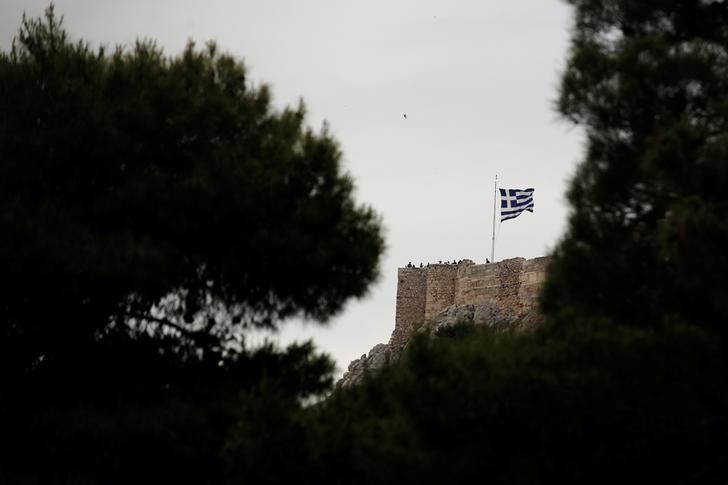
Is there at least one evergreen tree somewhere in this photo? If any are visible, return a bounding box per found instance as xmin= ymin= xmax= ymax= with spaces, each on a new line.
xmin=0 ymin=6 xmax=382 ymax=482
xmin=542 ymin=0 xmax=728 ymax=338
xmin=305 ymin=324 xmax=728 ymax=484
xmin=0 ymin=6 xmax=382 ymax=376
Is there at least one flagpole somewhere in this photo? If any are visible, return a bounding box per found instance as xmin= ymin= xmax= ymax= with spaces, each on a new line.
xmin=491 ymin=174 xmax=497 ymax=263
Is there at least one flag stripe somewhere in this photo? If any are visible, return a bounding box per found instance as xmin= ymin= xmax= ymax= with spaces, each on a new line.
xmin=502 ymin=201 xmax=534 ymax=212
xmin=501 ymin=203 xmax=534 ymax=216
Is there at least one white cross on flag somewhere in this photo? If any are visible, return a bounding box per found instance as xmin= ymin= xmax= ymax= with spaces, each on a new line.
xmin=499 ymin=188 xmax=534 ymax=222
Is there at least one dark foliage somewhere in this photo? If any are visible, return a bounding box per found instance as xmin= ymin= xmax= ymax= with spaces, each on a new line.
xmin=4 ymin=337 xmax=333 ymax=484
xmin=219 ymin=324 xmax=728 ymax=484
xmin=307 ymin=324 xmax=728 ymax=484
xmin=541 ymin=0 xmax=728 ymax=340
xmin=0 ymin=6 xmax=383 ymax=375
xmin=0 ymin=6 xmax=382 ymax=482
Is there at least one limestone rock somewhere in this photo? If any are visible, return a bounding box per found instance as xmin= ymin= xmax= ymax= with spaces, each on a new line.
xmin=336 ymin=301 xmax=542 ymax=388
xmin=337 ymin=342 xmax=401 ymax=388
xmin=418 ymin=299 xmax=541 ymax=336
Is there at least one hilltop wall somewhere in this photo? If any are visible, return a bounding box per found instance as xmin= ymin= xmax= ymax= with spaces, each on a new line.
xmin=390 ymin=257 xmax=549 ymax=347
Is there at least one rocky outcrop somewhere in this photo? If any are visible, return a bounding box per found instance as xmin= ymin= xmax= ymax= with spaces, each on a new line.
xmin=418 ymin=300 xmax=542 ymax=336
xmin=336 ymin=300 xmax=542 ymax=388
xmin=338 ymin=342 xmax=400 ymax=388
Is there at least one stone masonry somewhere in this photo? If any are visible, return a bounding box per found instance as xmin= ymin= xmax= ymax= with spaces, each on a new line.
xmin=389 ymin=257 xmax=550 ymax=347
xmin=338 ymin=256 xmax=550 ymax=388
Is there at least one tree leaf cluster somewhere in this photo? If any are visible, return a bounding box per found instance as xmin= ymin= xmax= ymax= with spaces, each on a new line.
xmin=543 ymin=0 xmax=728 ymax=339
xmin=294 ymin=323 xmax=728 ymax=484
xmin=0 ymin=6 xmax=383 ymax=375
xmin=0 ymin=6 xmax=381 ymax=482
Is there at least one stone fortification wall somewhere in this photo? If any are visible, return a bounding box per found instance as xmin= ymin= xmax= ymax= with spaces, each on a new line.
xmin=389 ymin=256 xmax=550 ymax=346
xmin=518 ymin=256 xmax=549 ymax=310
xmin=424 ymin=265 xmax=459 ymax=323
xmin=341 ymin=256 xmax=551 ymax=388
xmin=391 ymin=268 xmax=427 ymax=347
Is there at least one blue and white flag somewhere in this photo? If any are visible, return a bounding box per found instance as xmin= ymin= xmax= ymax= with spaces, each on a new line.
xmin=500 ymin=188 xmax=534 ymax=222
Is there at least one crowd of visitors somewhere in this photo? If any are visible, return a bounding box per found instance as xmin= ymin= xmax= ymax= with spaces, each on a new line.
xmin=405 ymin=258 xmax=491 ymax=268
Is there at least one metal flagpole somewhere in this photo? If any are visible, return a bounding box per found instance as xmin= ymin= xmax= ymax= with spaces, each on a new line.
xmin=491 ymin=174 xmax=497 ymax=263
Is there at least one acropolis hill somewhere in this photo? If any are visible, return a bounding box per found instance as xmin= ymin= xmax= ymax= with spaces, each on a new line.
xmin=339 ymin=256 xmax=550 ymax=387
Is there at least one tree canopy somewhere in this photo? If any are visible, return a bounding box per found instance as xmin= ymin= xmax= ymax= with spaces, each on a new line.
xmin=542 ymin=0 xmax=728 ymax=339
xmin=0 ymin=7 xmax=383 ymax=482
xmin=0 ymin=6 xmax=383 ymax=376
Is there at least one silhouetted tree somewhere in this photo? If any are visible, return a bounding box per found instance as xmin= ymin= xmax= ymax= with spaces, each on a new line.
xmin=0 ymin=6 xmax=382 ymax=482
xmin=307 ymin=324 xmax=728 ymax=484
xmin=542 ymin=0 xmax=728 ymax=340
xmin=0 ymin=5 xmax=382 ymax=377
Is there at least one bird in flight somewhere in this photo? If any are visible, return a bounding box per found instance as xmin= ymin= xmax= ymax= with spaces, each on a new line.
xmin=403 ymin=113 xmax=407 ymax=119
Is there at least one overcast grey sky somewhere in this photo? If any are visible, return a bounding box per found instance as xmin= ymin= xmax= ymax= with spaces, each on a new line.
xmin=1 ymin=0 xmax=584 ymax=377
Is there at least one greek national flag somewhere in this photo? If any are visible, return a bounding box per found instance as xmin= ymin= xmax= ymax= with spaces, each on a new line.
xmin=500 ymin=188 xmax=534 ymax=222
